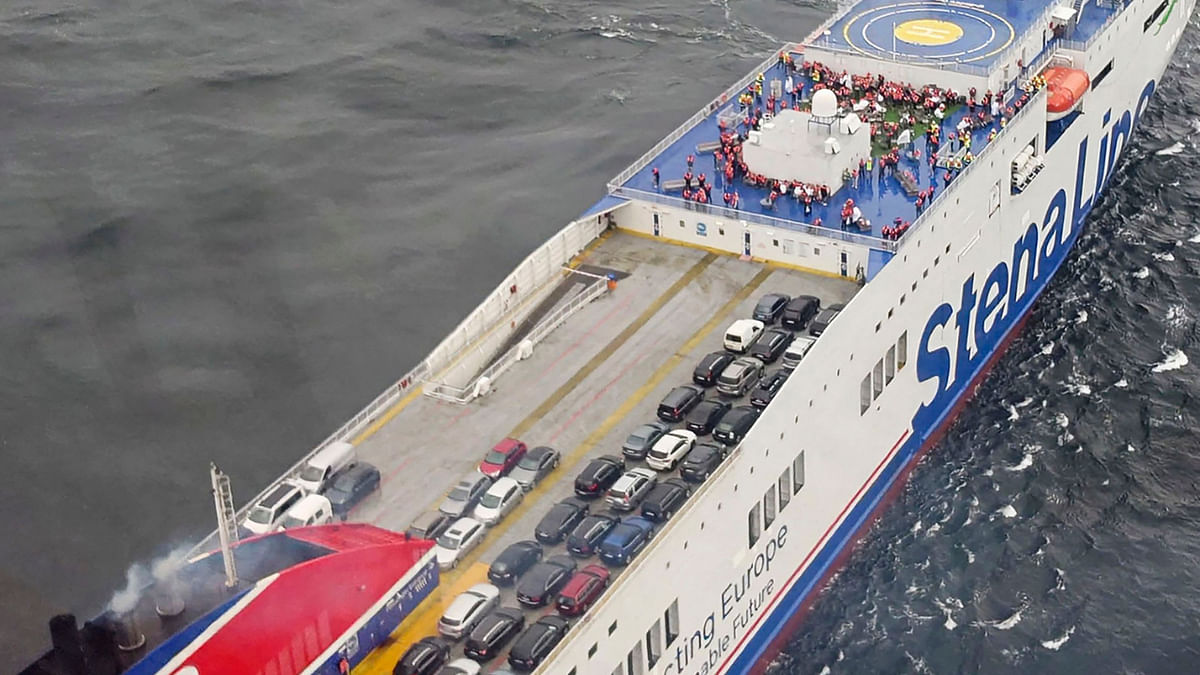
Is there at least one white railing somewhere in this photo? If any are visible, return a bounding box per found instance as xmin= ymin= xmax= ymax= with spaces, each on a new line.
xmin=186 ymin=213 xmax=610 ymax=558
xmin=607 ymin=47 xmax=798 ymax=191
xmin=1059 ymin=1 xmax=1127 ymax=51
xmin=613 ymin=186 xmax=899 ymax=252
xmin=424 ymin=274 xmax=612 ymax=404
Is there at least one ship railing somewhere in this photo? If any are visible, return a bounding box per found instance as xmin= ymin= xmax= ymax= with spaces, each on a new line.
xmin=606 ymin=47 xmax=798 ymax=192
xmin=612 ymin=185 xmax=899 ymax=252
xmin=898 ymin=88 xmax=1048 ymax=248
xmin=186 ymin=213 xmax=609 ymax=558
xmin=424 ymin=272 xmax=611 ymax=404
xmin=1058 ymin=1 xmax=1127 ymax=51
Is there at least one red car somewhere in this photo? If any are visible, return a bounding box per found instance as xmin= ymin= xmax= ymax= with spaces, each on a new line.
xmin=479 ymin=438 xmax=528 ymax=478
xmin=555 ymin=564 xmax=610 ymax=616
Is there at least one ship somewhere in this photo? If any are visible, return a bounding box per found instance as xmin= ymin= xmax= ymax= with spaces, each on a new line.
xmin=20 ymin=0 xmax=1194 ymax=673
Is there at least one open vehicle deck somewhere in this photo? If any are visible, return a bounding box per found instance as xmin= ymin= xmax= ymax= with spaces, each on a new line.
xmin=344 ymin=231 xmax=858 ymax=672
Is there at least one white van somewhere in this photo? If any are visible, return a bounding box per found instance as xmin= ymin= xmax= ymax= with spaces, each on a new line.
xmin=781 ymin=336 xmax=817 ymax=370
xmin=277 ymin=494 xmax=334 ymax=530
xmin=723 ymin=319 xmax=764 ymax=354
xmin=296 ymin=441 xmax=356 ymax=493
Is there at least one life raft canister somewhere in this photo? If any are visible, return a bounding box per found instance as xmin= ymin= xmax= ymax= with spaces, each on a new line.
xmin=1042 ymin=67 xmax=1090 ymax=120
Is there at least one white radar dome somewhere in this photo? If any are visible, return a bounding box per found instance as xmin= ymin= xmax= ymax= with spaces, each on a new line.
xmin=811 ymin=89 xmax=838 ymax=118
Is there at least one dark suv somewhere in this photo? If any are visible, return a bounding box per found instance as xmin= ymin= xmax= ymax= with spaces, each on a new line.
xmin=752 ymin=292 xmax=791 ymax=324
xmin=748 ymin=328 xmax=793 ymax=364
xmin=534 ymin=498 xmax=590 ymax=544
xmin=679 ymin=443 xmax=728 ymax=483
xmin=640 ymin=479 xmax=691 ymax=522
xmin=573 ymin=455 xmax=625 ymax=497
xmin=508 ymin=615 xmax=570 ymax=671
xmin=781 ymin=295 xmax=821 ymax=329
xmin=657 ymin=385 xmax=704 ymax=422
xmin=750 ymin=369 xmax=790 ymax=408
xmin=713 ymin=406 xmax=760 ymax=445
xmin=692 ymin=351 xmax=735 ymax=387
xmin=808 ymin=303 xmax=844 ymax=336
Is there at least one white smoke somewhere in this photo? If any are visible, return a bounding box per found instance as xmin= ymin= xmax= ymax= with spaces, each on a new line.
xmin=107 ymin=543 xmax=196 ymax=615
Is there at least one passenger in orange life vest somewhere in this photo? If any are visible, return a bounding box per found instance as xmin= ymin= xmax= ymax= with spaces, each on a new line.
xmin=682 ymin=187 xmax=692 ymax=201
xmin=703 ymin=183 xmax=713 ymax=201
xmin=686 ymin=154 xmax=695 ymax=169
xmin=652 ymin=167 xmax=660 ymax=189
xmin=684 ymin=170 xmax=693 ymax=190
xmin=696 ymin=189 xmax=708 ymax=204
xmin=698 ymin=173 xmax=707 ymax=190
xmin=723 ymin=191 xmax=732 ymax=206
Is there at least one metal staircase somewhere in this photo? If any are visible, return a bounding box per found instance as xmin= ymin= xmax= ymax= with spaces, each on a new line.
xmin=210 ymin=463 xmax=240 ymax=589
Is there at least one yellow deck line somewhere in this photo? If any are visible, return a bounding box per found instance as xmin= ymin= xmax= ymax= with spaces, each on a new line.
xmin=355 ymin=260 xmax=774 ymax=673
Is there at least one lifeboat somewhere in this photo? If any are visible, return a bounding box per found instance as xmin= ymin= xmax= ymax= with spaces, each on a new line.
xmin=1042 ymin=67 xmax=1090 ymax=121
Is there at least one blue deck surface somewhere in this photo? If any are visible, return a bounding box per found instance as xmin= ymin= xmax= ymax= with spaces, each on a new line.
xmin=621 ymin=60 xmax=1006 ymax=242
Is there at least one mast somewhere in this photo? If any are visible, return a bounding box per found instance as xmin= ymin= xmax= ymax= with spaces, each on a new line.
xmin=210 ymin=463 xmax=240 ymax=589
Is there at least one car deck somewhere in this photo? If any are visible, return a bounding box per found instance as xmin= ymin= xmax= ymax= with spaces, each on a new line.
xmin=349 ymin=230 xmax=858 ymax=673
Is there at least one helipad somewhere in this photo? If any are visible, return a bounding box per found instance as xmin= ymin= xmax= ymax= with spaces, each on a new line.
xmin=824 ymin=0 xmax=1025 ymax=67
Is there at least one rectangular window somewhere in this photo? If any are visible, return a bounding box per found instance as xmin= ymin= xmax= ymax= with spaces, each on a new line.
xmin=1092 ymin=60 xmax=1114 ymax=88
xmin=665 ymin=600 xmax=680 ymax=646
xmin=748 ymin=503 xmax=762 ymax=547
xmin=792 ymin=451 xmax=806 ymax=494
xmin=589 ymin=643 xmax=598 ymax=658
xmin=860 ymin=374 xmax=871 ymax=414
xmin=897 ymin=332 xmax=908 ymax=370
xmin=609 ymin=621 xmax=618 ymax=635
xmin=628 ymin=642 xmax=645 ymax=675
xmin=646 ymin=621 xmax=663 ymax=668
xmin=1145 ymin=0 xmax=1169 ymax=31
xmin=778 ymin=469 xmax=791 ymax=511
xmin=886 ymin=345 xmax=896 ymax=384
xmin=763 ymin=487 xmax=777 ymax=529
xmin=612 ymin=665 xmax=625 ymax=675
xmin=872 ymin=359 xmax=884 ymax=400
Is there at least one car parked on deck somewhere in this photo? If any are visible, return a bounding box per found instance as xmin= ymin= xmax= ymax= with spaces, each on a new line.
xmin=598 ymin=516 xmax=656 ymax=566
xmin=434 ymin=517 xmax=487 ymax=569
xmin=713 ymin=406 xmax=760 ymax=446
xmin=473 ymin=477 xmax=524 ymax=526
xmin=435 ymin=658 xmax=481 ymax=675
xmin=478 ymin=438 xmax=527 ymax=479
xmin=692 ymin=351 xmax=736 ymax=387
xmin=507 ymin=615 xmax=570 ymax=672
xmin=781 ymin=294 xmax=821 ymax=329
xmin=684 ymin=399 xmax=730 ymax=435
xmin=605 ymin=468 xmax=658 ymax=512
xmin=534 ymin=497 xmax=590 ymax=544
xmin=716 ymin=357 xmax=765 ymax=398
xmin=488 ymin=540 xmax=543 ymax=586
xmin=463 ymin=607 xmax=525 ymax=662
xmin=573 ymin=455 xmax=625 ymax=498
xmin=507 ymin=446 xmax=560 ymax=491
xmin=646 ymin=429 xmax=697 ymax=471
xmin=752 ymin=292 xmax=791 ymax=324
xmin=322 ymin=461 xmax=381 ymax=520
xmin=276 ymin=493 xmax=333 ymax=531
xmin=780 ymin=335 xmax=817 ymax=370
xmin=556 ymin=564 xmax=611 ymax=617
xmin=407 ymin=510 xmax=455 ymax=542
xmin=679 ymin=443 xmax=728 ymax=483
xmin=808 ymin=303 xmax=845 ymax=336
xmin=439 ymin=473 xmax=493 ymax=518
xmin=621 ymin=421 xmax=671 ymax=460
xmin=243 ymin=483 xmax=306 ymax=536
xmin=566 ymin=514 xmax=619 ymax=557
xmin=437 ymin=583 xmax=500 ymax=640
xmin=640 ymin=478 xmax=691 ymax=523
xmin=750 ymin=369 xmax=790 ymax=408
xmin=723 ymin=319 xmax=764 ymax=353
xmin=394 ymin=635 xmax=451 ymax=675
xmin=656 ymin=384 xmax=704 ymax=422
xmin=748 ymin=328 xmax=793 ymax=364
xmin=515 ymin=555 xmax=577 ymax=608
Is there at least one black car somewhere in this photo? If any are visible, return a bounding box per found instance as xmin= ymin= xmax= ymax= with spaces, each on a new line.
xmin=515 ymin=555 xmax=577 ymax=608
xmin=534 ymin=497 xmax=590 ymax=543
xmin=750 ymin=369 xmax=790 ymax=408
xmin=463 ymin=607 xmax=525 ymax=662
xmin=679 ymin=443 xmax=728 ymax=483
xmin=692 ymin=351 xmax=736 ymax=387
xmin=781 ymin=294 xmax=821 ymax=329
xmin=752 ymin=292 xmax=791 ymax=324
xmin=394 ymin=636 xmax=450 ymax=675
xmin=621 ymin=421 xmax=671 ymax=460
xmin=808 ymin=303 xmax=845 ymax=336
xmin=684 ymin=399 xmax=731 ymax=436
xmin=508 ymin=615 xmax=570 ymax=671
xmin=713 ymin=405 xmax=760 ymax=445
xmin=640 ymin=479 xmax=691 ymax=522
xmin=323 ymin=461 xmax=381 ymax=519
xmin=748 ymin=328 xmax=793 ymax=364
xmin=573 ymin=455 xmax=625 ymax=497
xmin=566 ymin=514 xmax=619 ymax=557
xmin=488 ymin=540 xmax=543 ymax=586
xmin=657 ymin=384 xmax=704 ymax=422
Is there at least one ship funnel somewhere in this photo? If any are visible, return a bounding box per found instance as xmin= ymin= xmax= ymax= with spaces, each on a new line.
xmin=154 ymin=579 xmax=186 ymax=618
xmin=105 ymin=610 xmax=146 ymax=652
xmin=48 ymin=614 xmax=87 ymax=675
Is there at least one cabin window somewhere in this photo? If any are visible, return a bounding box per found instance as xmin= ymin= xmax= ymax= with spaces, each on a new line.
xmin=763 ymin=487 xmax=777 ymax=529
xmin=665 ymin=600 xmax=680 ymax=645
xmin=646 ymin=621 xmax=663 ymax=668
xmin=873 ymin=359 xmax=885 ymax=399
xmin=860 ymin=374 xmax=871 ymax=414
xmin=897 ymin=332 xmax=908 ymax=370
xmin=628 ymin=642 xmax=645 ymax=675
xmin=589 ymin=643 xmax=599 ymax=658
xmin=609 ymin=620 xmax=618 ymax=635
xmin=1145 ymin=0 xmax=1169 ymax=31
xmin=792 ymin=451 xmax=806 ymax=494
xmin=886 ymin=345 xmax=897 ymax=384
xmin=778 ymin=468 xmax=792 ymax=511
xmin=1092 ymin=60 xmax=1114 ymax=89
xmin=748 ymin=502 xmax=762 ymax=547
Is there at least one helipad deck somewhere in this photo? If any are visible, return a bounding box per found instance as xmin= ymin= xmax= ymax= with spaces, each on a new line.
xmin=343 ymin=231 xmax=858 ymax=672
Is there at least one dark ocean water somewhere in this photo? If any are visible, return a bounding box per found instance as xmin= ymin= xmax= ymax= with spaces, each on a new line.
xmin=0 ymin=0 xmax=1195 ymax=672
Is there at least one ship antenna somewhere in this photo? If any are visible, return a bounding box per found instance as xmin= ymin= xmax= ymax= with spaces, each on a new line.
xmin=210 ymin=462 xmax=240 ymax=589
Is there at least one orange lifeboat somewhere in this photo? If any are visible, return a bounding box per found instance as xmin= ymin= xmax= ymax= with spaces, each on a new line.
xmin=1042 ymin=67 xmax=1090 ymax=121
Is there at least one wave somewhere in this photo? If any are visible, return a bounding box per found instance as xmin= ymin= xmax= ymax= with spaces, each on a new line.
xmin=1151 ymin=348 xmax=1188 ymax=372
xmin=1041 ymin=626 xmax=1075 ymax=650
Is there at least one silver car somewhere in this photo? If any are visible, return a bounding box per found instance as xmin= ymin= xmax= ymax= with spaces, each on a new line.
xmin=439 ymin=472 xmax=493 ymax=518
xmin=605 ymin=468 xmax=658 ymax=511
xmin=508 ymin=446 xmax=560 ymax=491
